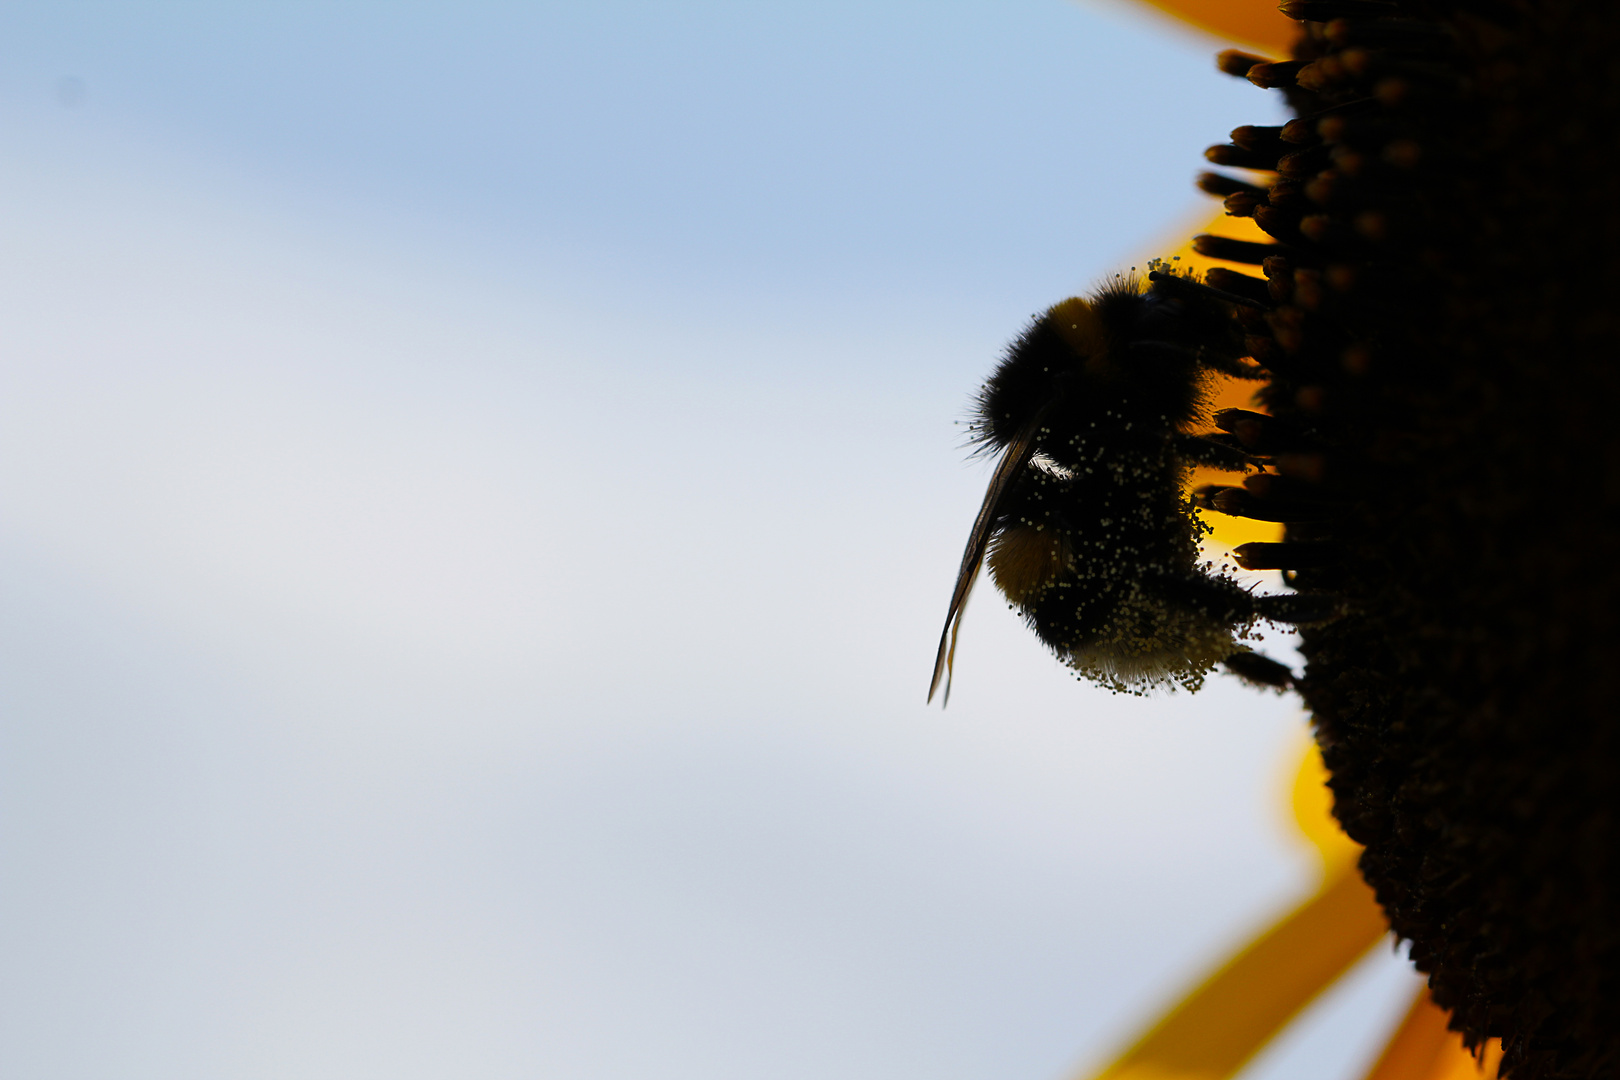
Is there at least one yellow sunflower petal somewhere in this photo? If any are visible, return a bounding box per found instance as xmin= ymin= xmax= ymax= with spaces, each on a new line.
xmin=1137 ymin=211 xmax=1287 ymax=549
xmin=1290 ymin=737 xmax=1361 ymax=876
xmin=1359 ymin=987 xmax=1502 ymax=1080
xmin=1124 ymin=0 xmax=1297 ymax=55
xmin=1157 ymin=209 xmax=1271 ymax=279
xmin=1432 ymin=1040 xmax=1503 ymax=1080
xmin=1082 ymin=865 xmax=1388 ymax=1080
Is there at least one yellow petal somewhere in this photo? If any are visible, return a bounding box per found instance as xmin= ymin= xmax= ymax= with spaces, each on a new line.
xmin=1081 ymin=865 xmax=1388 ymax=1080
xmin=1290 ymin=737 xmax=1362 ymax=875
xmin=1157 ymin=209 xmax=1272 ymax=279
xmin=1124 ymin=1 xmax=1298 ymax=55
xmin=1429 ymin=1037 xmax=1503 ymax=1080
xmin=1358 ymin=986 xmax=1503 ymax=1080
xmin=1140 ymin=211 xmax=1288 ymax=549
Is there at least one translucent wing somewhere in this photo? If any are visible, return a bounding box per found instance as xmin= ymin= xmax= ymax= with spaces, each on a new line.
xmin=928 ymin=418 xmax=1045 ymax=705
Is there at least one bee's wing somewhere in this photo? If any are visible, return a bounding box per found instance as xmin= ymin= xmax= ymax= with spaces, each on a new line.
xmin=928 ymin=420 xmax=1044 ymax=705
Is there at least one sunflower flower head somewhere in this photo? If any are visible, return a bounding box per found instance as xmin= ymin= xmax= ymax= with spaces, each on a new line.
xmin=949 ymin=0 xmax=1618 ymax=1076
xmin=1158 ymin=1 xmax=1620 ymax=1075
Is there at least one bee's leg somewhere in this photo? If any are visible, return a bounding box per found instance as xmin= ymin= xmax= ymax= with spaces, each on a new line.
xmin=1221 ymin=650 xmax=1295 ymax=689
xmin=1157 ymin=569 xmax=1264 ymax=624
xmin=1252 ymin=592 xmax=1346 ymax=624
xmin=1147 ymin=269 xmax=1270 ymax=310
xmin=1193 ymin=475 xmax=1337 ymax=521
xmin=1173 ymin=433 xmax=1258 ymax=473
xmin=1162 ymin=570 xmax=1345 ymax=627
xmin=1198 ymin=349 xmax=1272 ymax=380
xmin=1202 ymin=267 xmax=1272 ymax=307
xmin=1232 ymin=541 xmax=1341 ymax=570
xmin=1128 ymin=340 xmax=1200 ymax=364
xmin=1128 ymin=338 xmax=1267 ymax=381
xmin=1213 ymin=409 xmax=1319 ymax=454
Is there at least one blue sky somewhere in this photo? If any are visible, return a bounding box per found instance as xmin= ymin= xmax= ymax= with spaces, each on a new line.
xmin=0 ymin=4 xmax=1417 ymax=1078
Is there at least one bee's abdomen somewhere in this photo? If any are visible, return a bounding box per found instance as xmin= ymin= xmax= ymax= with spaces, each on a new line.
xmin=986 ymin=525 xmax=1071 ymax=606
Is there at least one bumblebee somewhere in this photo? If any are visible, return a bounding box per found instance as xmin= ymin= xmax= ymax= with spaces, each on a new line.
xmin=929 ymin=262 xmax=1313 ymax=703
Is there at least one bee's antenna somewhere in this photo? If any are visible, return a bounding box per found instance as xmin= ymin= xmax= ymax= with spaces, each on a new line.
xmin=1147 ymin=269 xmax=1270 ymax=310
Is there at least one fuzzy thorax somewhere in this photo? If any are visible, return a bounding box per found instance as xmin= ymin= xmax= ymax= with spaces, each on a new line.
xmin=1046 ymin=296 xmax=1112 ymax=376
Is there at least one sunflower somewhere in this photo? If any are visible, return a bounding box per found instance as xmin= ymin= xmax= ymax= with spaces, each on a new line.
xmin=996 ymin=1 xmax=1615 ymax=1076
xmin=1079 ymin=742 xmax=1497 ymax=1080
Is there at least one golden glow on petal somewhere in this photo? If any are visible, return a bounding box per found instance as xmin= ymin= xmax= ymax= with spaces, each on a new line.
xmin=1359 ymin=988 xmax=1503 ymax=1080
xmin=1124 ymin=0 xmax=1297 ymax=54
xmin=1082 ymin=867 xmax=1387 ymax=1080
xmin=1159 ymin=210 xmax=1272 ymax=280
xmin=1433 ymin=1040 xmax=1503 ymax=1080
xmin=1290 ymin=738 xmax=1362 ymax=875
xmin=1137 ymin=211 xmax=1287 ymax=549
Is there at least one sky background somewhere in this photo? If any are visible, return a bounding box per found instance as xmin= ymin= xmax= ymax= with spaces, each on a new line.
xmin=0 ymin=3 xmax=1422 ymax=1078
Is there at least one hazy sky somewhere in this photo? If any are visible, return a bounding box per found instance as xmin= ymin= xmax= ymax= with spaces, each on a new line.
xmin=0 ymin=4 xmax=1419 ymax=1078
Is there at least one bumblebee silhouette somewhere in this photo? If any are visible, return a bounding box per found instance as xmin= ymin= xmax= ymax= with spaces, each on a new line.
xmin=928 ymin=263 xmax=1320 ymax=704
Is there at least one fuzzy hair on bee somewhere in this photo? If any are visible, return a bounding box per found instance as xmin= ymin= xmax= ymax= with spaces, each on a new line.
xmin=928 ymin=262 xmax=1318 ymax=704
